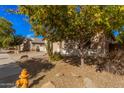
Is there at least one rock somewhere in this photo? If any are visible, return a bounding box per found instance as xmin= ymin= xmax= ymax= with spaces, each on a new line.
xmin=20 ymin=55 xmax=29 ymax=62
xmin=83 ymin=77 xmax=96 ymax=88
xmin=71 ymin=72 xmax=81 ymax=78
xmin=55 ymin=73 xmax=64 ymax=77
xmin=41 ymin=81 xmax=55 ymax=88
xmin=20 ymin=55 xmax=28 ymax=59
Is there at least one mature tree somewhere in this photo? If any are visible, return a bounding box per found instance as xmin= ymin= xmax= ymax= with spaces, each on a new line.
xmin=0 ymin=17 xmax=15 ymax=48
xmin=67 ymin=6 xmax=124 ymax=65
xmin=9 ymin=35 xmax=25 ymax=50
xmin=18 ymin=5 xmax=70 ymax=57
xmin=22 ymin=39 xmax=31 ymax=51
xmin=17 ymin=5 xmax=124 ymax=65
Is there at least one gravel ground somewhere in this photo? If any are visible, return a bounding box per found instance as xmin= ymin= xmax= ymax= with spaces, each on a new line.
xmin=30 ymin=60 xmax=124 ymax=88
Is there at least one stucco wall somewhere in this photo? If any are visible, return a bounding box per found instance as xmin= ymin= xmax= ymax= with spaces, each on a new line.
xmin=53 ymin=41 xmax=79 ymax=56
xmin=53 ymin=42 xmax=61 ymax=53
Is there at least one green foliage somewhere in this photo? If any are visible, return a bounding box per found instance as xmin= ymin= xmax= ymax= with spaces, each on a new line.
xmin=115 ymin=36 xmax=123 ymax=44
xmin=18 ymin=6 xmax=124 ymax=42
xmin=50 ymin=52 xmax=63 ymax=61
xmin=115 ymin=31 xmax=124 ymax=44
xmin=9 ymin=35 xmax=25 ymax=47
xmin=17 ymin=6 xmax=124 ymax=59
xmin=18 ymin=5 xmax=70 ymax=41
xmin=0 ymin=17 xmax=15 ymax=48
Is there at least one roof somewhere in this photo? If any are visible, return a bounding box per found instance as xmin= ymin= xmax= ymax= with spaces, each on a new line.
xmin=31 ymin=38 xmax=45 ymax=44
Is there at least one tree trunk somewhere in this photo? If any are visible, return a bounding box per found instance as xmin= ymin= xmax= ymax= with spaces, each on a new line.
xmin=78 ymin=41 xmax=85 ymax=67
xmin=100 ymin=31 xmax=109 ymax=57
xmin=19 ymin=45 xmax=21 ymax=52
xmin=59 ymin=41 xmax=62 ymax=54
xmin=80 ymin=55 xmax=84 ymax=66
xmin=46 ymin=40 xmax=53 ymax=60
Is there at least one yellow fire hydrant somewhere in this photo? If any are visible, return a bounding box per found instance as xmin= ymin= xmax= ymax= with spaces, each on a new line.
xmin=16 ymin=69 xmax=29 ymax=88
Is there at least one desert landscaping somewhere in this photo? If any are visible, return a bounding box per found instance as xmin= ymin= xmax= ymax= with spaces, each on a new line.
xmin=1 ymin=5 xmax=124 ymax=88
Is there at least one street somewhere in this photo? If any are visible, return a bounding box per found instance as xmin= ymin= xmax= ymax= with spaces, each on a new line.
xmin=0 ymin=52 xmax=21 ymax=88
xmin=0 ymin=51 xmax=46 ymax=87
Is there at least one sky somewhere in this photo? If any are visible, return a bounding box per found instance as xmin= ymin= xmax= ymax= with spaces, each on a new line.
xmin=0 ymin=5 xmax=42 ymax=38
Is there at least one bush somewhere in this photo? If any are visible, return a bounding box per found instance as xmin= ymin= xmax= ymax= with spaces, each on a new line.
xmin=50 ymin=52 xmax=63 ymax=61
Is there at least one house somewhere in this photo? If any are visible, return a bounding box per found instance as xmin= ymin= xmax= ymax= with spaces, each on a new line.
xmin=52 ymin=41 xmax=79 ymax=56
xmin=30 ymin=38 xmax=46 ymax=52
xmin=52 ymin=32 xmax=121 ymax=57
xmin=20 ymin=38 xmax=46 ymax=52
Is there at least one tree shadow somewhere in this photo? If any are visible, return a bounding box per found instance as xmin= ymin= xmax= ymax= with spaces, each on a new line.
xmin=63 ymin=56 xmax=81 ymax=67
xmin=29 ymin=75 xmax=45 ymax=88
xmin=19 ymin=58 xmax=55 ymax=78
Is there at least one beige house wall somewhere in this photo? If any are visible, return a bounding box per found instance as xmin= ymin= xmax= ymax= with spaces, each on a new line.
xmin=53 ymin=41 xmax=79 ymax=56
xmin=20 ymin=40 xmax=46 ymax=52
xmin=30 ymin=43 xmax=46 ymax=52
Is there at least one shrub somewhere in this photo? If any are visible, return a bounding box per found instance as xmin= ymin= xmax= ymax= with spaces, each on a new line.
xmin=50 ymin=52 xmax=63 ymax=61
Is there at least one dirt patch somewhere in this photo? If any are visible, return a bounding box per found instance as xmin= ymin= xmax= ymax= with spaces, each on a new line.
xmin=16 ymin=54 xmax=124 ymax=88
xmin=30 ymin=60 xmax=124 ymax=88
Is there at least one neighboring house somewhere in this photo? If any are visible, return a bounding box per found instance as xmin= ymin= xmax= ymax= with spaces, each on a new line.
xmin=52 ymin=32 xmax=120 ymax=57
xmin=20 ymin=38 xmax=46 ymax=52
xmin=53 ymin=41 xmax=79 ymax=56
xmin=31 ymin=38 xmax=46 ymax=52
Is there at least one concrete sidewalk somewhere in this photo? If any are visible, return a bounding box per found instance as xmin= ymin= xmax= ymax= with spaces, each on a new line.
xmin=0 ymin=54 xmax=15 ymax=65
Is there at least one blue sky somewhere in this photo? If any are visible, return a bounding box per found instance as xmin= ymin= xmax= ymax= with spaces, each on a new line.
xmin=0 ymin=5 xmax=42 ymax=38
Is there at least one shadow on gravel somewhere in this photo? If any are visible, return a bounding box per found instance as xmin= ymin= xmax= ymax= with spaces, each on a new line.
xmin=63 ymin=56 xmax=81 ymax=67
xmin=29 ymin=75 xmax=45 ymax=87
xmin=19 ymin=58 xmax=55 ymax=78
